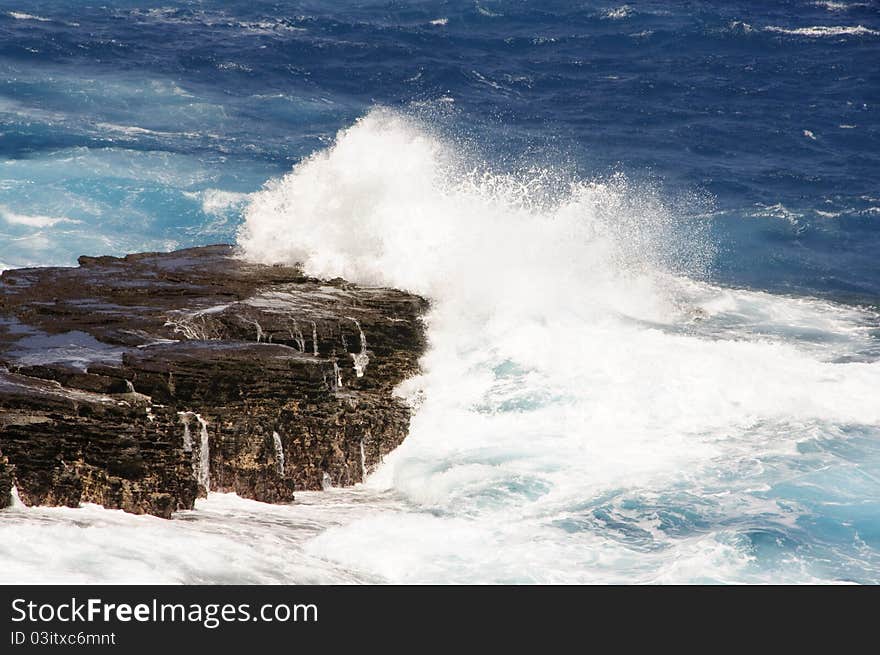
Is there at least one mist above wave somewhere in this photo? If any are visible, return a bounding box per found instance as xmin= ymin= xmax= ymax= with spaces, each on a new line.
xmin=238 ymin=108 xmax=714 ymax=322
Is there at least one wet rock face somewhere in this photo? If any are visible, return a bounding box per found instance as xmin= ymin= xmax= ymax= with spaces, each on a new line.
xmin=0 ymin=453 xmax=12 ymax=508
xmin=0 ymin=245 xmax=427 ymax=517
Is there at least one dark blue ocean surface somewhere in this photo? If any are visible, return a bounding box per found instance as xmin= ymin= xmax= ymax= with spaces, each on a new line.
xmin=1 ymin=0 xmax=877 ymax=296
xmin=1 ymin=1 xmax=879 ymax=584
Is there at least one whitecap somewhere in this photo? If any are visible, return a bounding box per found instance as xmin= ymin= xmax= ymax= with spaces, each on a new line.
xmin=764 ymin=25 xmax=880 ymax=37
xmin=812 ymin=1 xmax=868 ymax=11
xmin=7 ymin=11 xmax=51 ymax=22
xmin=0 ymin=206 xmax=79 ymax=228
xmin=603 ymin=6 xmax=633 ymax=20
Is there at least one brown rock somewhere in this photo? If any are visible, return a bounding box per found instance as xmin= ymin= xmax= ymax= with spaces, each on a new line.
xmin=0 ymin=245 xmax=427 ymax=517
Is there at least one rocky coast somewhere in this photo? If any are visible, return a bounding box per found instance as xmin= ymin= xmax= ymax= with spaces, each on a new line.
xmin=0 ymin=246 xmax=427 ymax=517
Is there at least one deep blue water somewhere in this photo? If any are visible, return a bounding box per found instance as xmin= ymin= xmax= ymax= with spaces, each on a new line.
xmin=1 ymin=1 xmax=880 ymax=584
xmin=1 ymin=0 xmax=878 ymax=298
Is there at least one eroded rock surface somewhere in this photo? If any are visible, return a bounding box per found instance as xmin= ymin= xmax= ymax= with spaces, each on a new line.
xmin=0 ymin=245 xmax=427 ymax=517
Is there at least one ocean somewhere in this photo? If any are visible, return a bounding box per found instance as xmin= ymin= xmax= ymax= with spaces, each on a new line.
xmin=1 ymin=0 xmax=879 ymax=583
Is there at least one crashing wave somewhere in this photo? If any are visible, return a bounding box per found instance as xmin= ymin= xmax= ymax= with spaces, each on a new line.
xmin=235 ymin=108 xmax=880 ymax=582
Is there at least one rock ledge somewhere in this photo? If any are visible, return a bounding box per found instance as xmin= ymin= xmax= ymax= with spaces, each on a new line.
xmin=0 ymin=245 xmax=427 ymax=517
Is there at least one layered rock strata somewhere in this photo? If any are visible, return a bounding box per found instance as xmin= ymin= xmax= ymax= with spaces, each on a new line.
xmin=0 ymin=246 xmax=427 ymax=517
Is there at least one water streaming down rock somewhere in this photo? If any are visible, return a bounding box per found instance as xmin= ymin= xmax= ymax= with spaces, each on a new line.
xmin=348 ymin=318 xmax=370 ymax=378
xmin=290 ymin=320 xmax=306 ymax=353
xmin=9 ymin=485 xmax=24 ymax=509
xmin=179 ymin=412 xmax=194 ymax=452
xmin=178 ymin=411 xmax=209 ymax=491
xmin=1 ymin=482 xmax=27 ymax=510
xmin=359 ymin=439 xmax=366 ymax=482
xmin=164 ymin=309 xmax=222 ymax=341
xmin=195 ymin=414 xmax=210 ymax=492
xmin=246 ymin=318 xmax=264 ymax=343
xmin=272 ymin=431 xmax=285 ymax=477
xmin=311 ymin=322 xmax=319 ymax=356
xmin=0 ymin=457 xmax=13 ymax=509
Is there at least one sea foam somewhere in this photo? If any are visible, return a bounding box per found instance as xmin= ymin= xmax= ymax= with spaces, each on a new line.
xmin=235 ymin=109 xmax=880 ymax=583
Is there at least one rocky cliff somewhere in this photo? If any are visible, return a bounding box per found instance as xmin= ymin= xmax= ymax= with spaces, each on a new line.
xmin=0 ymin=245 xmax=427 ymax=517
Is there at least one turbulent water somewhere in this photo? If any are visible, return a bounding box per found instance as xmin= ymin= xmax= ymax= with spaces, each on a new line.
xmin=2 ymin=1 xmax=880 ymax=584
